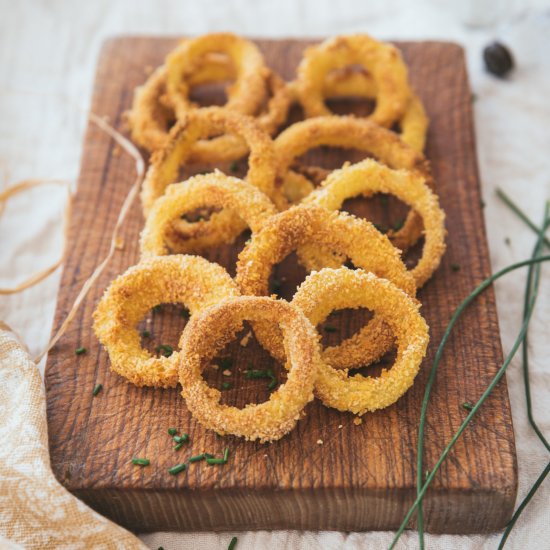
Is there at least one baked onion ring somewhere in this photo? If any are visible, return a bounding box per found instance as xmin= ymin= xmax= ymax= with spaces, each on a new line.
xmin=178 ymin=296 xmax=319 ymax=442
xmin=165 ymin=33 xmax=266 ymax=120
xmin=296 ymin=34 xmax=411 ymax=126
xmin=236 ymin=204 xmax=416 ymax=369
xmin=93 ymin=255 xmax=239 ymax=388
xmin=302 ymin=159 xmax=446 ymax=288
xmin=141 ymin=106 xmax=278 ymax=223
xmin=273 ymin=115 xmax=432 ymax=250
xmin=294 ymin=268 xmax=429 ymax=415
xmin=128 ymin=63 xmax=291 ymax=159
xmin=140 ymin=172 xmax=277 ymax=257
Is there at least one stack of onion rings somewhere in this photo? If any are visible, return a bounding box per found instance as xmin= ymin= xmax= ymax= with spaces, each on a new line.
xmin=91 ymin=32 xmax=445 ymax=441
xmin=273 ymin=115 xmax=432 ymax=250
xmin=236 ymin=204 xmax=416 ymax=370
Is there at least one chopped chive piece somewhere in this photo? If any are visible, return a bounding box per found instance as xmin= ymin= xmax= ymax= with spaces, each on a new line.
xmin=188 ymin=454 xmax=206 ymax=463
xmin=324 ymin=325 xmax=338 ymax=333
xmin=167 ymin=427 xmax=177 ymax=436
xmin=392 ymin=218 xmax=405 ymax=231
xmin=206 ymin=457 xmax=227 ymax=465
xmin=132 ymin=457 xmax=150 ymax=466
xmin=75 ymin=347 xmax=87 ymax=355
xmin=168 ymin=463 xmax=187 ymax=475
xmin=206 ymin=448 xmax=229 ymax=465
xmin=267 ymin=377 xmax=278 ymax=391
xmin=174 ymin=442 xmax=184 ymax=451
xmin=180 ymin=308 xmax=189 ymax=318
xmin=228 ymin=536 xmax=238 ymax=550
xmin=153 ymin=304 xmax=163 ymax=312
xmin=462 ymin=402 xmax=474 ymax=411
xmin=92 ymin=383 xmax=103 ymax=396
xmin=204 ymin=453 xmax=215 ymax=459
xmin=219 ymin=357 xmax=233 ymax=369
xmin=156 ymin=344 xmax=174 ymax=357
xmin=229 ymin=161 xmax=239 ymax=173
xmin=173 ymin=433 xmax=189 ymax=444
xmin=222 ymin=382 xmax=233 ymax=390
xmin=451 ymin=263 xmax=461 ymax=272
xmin=373 ymin=222 xmax=387 ymax=233
xmin=141 ymin=330 xmax=151 ymax=338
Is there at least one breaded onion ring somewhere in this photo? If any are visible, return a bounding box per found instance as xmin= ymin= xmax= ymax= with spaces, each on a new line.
xmin=178 ymin=296 xmax=320 ymax=442
xmin=165 ymin=33 xmax=266 ymax=120
xmin=273 ymin=115 xmax=432 ymax=250
xmin=93 ymin=255 xmax=239 ymax=388
xmin=188 ymin=68 xmax=292 ymax=164
xmin=294 ymin=268 xmax=429 ymax=415
xmin=141 ymin=107 xmax=279 ymax=243
xmin=236 ymin=204 xmax=416 ymax=370
xmin=140 ymin=172 xmax=277 ymax=257
xmin=296 ymin=34 xmax=411 ymax=126
xmin=128 ymin=63 xmax=291 ymax=159
xmin=302 ymin=159 xmax=446 ymax=287
xmin=321 ymin=69 xmax=428 ymax=152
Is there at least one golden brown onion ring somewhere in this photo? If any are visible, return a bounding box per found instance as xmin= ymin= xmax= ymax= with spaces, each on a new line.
xmin=140 ymin=172 xmax=277 ymax=257
xmin=141 ymin=107 xmax=278 ymax=221
xmin=165 ymin=33 xmax=266 ymax=120
xmin=93 ymin=255 xmax=239 ymax=388
xmin=296 ymin=34 xmax=411 ymax=126
xmin=293 ymin=268 xmax=429 ymax=415
xmin=302 ymin=159 xmax=446 ymax=288
xmin=128 ymin=63 xmax=291 ymax=160
xmin=178 ymin=296 xmax=320 ymax=442
xmin=236 ymin=204 xmax=416 ymax=370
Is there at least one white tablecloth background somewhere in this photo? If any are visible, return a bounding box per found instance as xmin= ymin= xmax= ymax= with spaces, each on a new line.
xmin=1 ymin=1 xmax=549 ymax=548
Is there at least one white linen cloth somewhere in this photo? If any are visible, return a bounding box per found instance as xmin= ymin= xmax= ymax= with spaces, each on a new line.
xmin=1 ymin=0 xmax=549 ymax=548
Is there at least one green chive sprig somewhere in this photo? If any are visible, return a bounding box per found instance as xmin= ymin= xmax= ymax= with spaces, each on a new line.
xmin=132 ymin=458 xmax=150 ymax=467
xmin=168 ymin=463 xmax=187 ymax=476
xmin=92 ymin=383 xmax=103 ymax=396
xmin=396 ymin=200 xmax=550 ymax=550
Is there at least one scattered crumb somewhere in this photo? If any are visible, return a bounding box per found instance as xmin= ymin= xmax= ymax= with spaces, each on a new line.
xmin=114 ymin=237 xmax=125 ymax=250
xmin=338 ymin=424 xmax=343 ymax=429
xmin=264 ymin=454 xmax=268 ymax=459
xmin=353 ymin=417 xmax=363 ymax=426
xmin=316 ymin=439 xmax=324 ymax=445
xmin=222 ymin=369 xmax=232 ymax=377
xmin=146 ymin=318 xmax=152 ymax=324
xmin=211 ymin=364 xmax=219 ymax=370
xmin=240 ymin=331 xmax=252 ymax=347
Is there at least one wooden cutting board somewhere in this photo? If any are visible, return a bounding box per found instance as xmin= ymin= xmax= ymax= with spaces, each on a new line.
xmin=45 ymin=37 xmax=517 ymax=534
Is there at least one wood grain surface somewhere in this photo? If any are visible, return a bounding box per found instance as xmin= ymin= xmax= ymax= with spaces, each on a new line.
xmin=45 ymin=37 xmax=517 ymax=534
